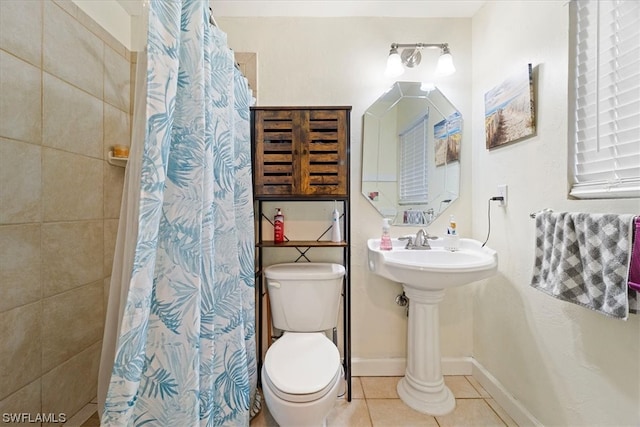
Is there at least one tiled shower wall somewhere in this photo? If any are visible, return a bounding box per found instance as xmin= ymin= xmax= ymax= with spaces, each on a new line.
xmin=0 ymin=0 xmax=132 ymax=422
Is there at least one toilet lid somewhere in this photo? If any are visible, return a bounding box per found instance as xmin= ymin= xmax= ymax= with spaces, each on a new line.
xmin=264 ymin=333 xmax=340 ymax=395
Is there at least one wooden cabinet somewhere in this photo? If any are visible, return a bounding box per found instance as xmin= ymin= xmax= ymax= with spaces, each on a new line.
xmin=252 ymin=107 xmax=350 ymax=197
xmin=251 ymin=106 xmax=353 ymax=401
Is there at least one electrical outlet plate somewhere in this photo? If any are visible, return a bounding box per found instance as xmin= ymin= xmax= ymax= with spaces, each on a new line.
xmin=497 ymin=184 xmax=508 ymax=207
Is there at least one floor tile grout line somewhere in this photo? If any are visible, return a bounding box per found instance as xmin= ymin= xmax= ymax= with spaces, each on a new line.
xmin=483 ymin=397 xmax=511 ymax=427
xmin=433 ymin=408 xmax=443 ymax=427
xmin=464 ymin=374 xmax=491 ymax=398
xmin=460 ymin=374 xmax=485 ymax=399
xmin=362 ymin=397 xmax=374 ymax=427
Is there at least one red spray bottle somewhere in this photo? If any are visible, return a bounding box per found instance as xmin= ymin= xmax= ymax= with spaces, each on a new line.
xmin=274 ymin=208 xmax=284 ymax=243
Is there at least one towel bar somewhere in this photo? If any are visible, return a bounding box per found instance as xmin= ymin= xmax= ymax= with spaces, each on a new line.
xmin=529 ymin=208 xmax=553 ymax=219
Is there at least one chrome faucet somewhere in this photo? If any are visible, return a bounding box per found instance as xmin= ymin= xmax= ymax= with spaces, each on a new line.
xmin=414 ymin=229 xmax=430 ymax=249
xmin=400 ymin=229 xmax=437 ymax=250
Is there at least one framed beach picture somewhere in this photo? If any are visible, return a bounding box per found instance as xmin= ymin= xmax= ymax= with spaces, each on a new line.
xmin=484 ymin=63 xmax=536 ymax=149
xmin=434 ymin=111 xmax=462 ymax=166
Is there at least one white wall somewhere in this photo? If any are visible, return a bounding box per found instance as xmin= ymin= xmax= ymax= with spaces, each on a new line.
xmin=471 ymin=2 xmax=640 ymax=426
xmin=218 ymin=16 xmax=474 ymax=372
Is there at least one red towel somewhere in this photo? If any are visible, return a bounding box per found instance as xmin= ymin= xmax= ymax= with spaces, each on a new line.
xmin=629 ymin=216 xmax=640 ymax=292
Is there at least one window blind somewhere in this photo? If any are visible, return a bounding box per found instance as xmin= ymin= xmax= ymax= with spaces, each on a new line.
xmin=399 ymin=115 xmax=429 ymax=205
xmin=570 ymin=0 xmax=640 ymax=199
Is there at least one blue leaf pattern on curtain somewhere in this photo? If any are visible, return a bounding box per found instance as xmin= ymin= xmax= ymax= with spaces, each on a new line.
xmin=102 ymin=0 xmax=256 ymax=425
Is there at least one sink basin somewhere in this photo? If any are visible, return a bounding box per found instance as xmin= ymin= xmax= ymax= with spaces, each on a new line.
xmin=366 ymin=236 xmax=498 ymax=416
xmin=367 ymin=237 xmax=498 ymax=290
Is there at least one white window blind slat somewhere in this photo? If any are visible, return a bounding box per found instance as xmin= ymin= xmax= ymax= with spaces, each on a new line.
xmin=598 ymin=89 xmax=640 ymax=111
xmin=598 ymin=68 xmax=637 ymax=87
xmin=577 ymin=102 xmax=640 ymax=139
xmin=570 ymin=0 xmax=640 ymax=199
xmin=577 ymin=146 xmax=640 ymax=167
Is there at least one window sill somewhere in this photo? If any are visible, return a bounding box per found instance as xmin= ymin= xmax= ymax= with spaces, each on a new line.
xmin=569 ymin=181 xmax=640 ymax=199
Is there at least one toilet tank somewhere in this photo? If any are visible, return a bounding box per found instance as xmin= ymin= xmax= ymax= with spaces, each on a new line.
xmin=264 ymin=263 xmax=345 ymax=332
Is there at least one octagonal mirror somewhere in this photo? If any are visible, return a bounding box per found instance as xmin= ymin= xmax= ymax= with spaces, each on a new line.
xmin=362 ymin=82 xmax=461 ymax=225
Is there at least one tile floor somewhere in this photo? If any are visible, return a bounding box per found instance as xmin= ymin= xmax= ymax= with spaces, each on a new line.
xmin=251 ymin=376 xmax=519 ymax=427
xmin=77 ymin=376 xmax=518 ymax=427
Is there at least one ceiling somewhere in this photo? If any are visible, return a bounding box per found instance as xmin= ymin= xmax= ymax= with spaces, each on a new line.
xmin=116 ymin=0 xmax=486 ymax=18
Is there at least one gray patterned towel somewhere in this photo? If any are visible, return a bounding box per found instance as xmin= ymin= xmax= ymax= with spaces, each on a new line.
xmin=530 ymin=211 xmax=637 ymax=319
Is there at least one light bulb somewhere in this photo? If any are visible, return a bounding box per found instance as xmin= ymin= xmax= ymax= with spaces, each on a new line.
xmin=436 ymin=52 xmax=456 ymax=76
xmin=385 ymin=51 xmax=405 ymax=78
xmin=420 ymin=82 xmax=435 ymax=92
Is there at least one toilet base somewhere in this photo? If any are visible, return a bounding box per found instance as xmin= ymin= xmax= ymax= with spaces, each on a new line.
xmin=261 ymin=366 xmax=342 ymax=427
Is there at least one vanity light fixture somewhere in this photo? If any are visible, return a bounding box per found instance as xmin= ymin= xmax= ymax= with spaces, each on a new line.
xmin=385 ymin=43 xmax=456 ymax=78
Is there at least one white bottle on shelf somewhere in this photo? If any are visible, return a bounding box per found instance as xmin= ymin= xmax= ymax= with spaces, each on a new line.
xmin=331 ymin=201 xmax=341 ymax=243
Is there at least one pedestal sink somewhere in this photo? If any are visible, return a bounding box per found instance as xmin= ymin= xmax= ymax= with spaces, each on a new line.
xmin=367 ymin=237 xmax=498 ymax=416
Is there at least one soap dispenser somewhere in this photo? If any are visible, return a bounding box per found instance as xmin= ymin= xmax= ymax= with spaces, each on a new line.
xmin=445 ymin=215 xmax=459 ymax=251
xmin=380 ymin=218 xmax=393 ymax=251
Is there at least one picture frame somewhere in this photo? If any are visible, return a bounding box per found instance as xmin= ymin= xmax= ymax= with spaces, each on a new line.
xmin=484 ymin=63 xmax=536 ymax=149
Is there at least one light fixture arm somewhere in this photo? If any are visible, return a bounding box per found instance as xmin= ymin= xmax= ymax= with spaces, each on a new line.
xmin=385 ymin=42 xmax=455 ymax=77
xmin=391 ymin=42 xmax=449 ymax=50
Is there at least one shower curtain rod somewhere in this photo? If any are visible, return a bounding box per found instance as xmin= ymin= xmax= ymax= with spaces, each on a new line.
xmin=529 ymin=208 xmax=553 ymax=218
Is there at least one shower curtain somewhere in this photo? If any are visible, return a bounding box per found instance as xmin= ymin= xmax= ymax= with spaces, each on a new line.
xmin=98 ymin=0 xmax=257 ymax=425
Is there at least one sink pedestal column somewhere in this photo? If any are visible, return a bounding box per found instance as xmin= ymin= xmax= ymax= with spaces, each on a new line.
xmin=397 ymin=286 xmax=455 ymax=416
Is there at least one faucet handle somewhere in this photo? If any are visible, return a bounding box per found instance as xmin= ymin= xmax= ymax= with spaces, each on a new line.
xmin=424 ymin=230 xmax=438 ymax=240
xmin=398 ymin=236 xmax=414 ymax=249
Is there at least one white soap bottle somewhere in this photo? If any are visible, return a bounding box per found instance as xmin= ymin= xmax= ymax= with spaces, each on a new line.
xmin=331 ymin=201 xmax=341 ymax=243
xmin=445 ymin=215 xmax=460 ymax=251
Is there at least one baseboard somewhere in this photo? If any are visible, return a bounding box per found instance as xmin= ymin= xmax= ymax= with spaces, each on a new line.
xmin=351 ymin=357 xmax=473 ymax=377
xmin=351 ymin=356 xmax=541 ymax=426
xmin=471 ymin=359 xmax=543 ymax=427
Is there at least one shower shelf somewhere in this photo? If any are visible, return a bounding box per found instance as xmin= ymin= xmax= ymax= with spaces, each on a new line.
xmin=107 ymin=151 xmax=128 ymax=167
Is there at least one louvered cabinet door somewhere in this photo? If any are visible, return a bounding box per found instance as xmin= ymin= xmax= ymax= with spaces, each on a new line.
xmin=252 ymin=107 xmax=350 ymax=197
xmin=303 ymin=109 xmax=348 ymax=196
xmin=253 ymin=109 xmax=296 ymax=196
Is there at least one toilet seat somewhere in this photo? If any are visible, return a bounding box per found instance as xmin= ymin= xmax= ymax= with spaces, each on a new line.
xmin=263 ymin=332 xmax=341 ymax=403
xmin=263 ymin=366 xmax=342 ymax=404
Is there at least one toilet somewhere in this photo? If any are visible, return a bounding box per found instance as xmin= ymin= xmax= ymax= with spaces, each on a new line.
xmin=262 ymin=262 xmax=345 ymax=427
